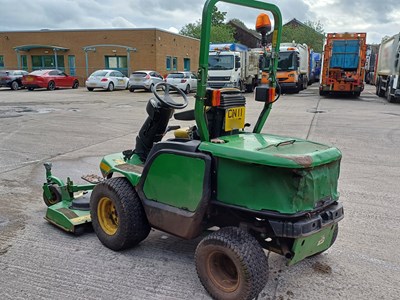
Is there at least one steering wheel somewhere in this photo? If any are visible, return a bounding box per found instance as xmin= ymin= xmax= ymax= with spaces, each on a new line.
xmin=153 ymin=82 xmax=188 ymax=109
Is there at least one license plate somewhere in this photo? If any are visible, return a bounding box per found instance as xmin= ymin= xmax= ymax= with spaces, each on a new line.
xmin=27 ymin=77 xmax=33 ymax=81
xmin=225 ymin=106 xmax=245 ymax=131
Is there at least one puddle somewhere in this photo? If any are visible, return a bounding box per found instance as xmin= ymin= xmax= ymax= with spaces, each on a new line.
xmin=0 ymin=107 xmax=60 ymax=118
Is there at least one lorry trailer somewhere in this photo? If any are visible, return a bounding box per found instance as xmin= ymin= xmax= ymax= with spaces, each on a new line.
xmin=375 ymin=33 xmax=400 ymax=102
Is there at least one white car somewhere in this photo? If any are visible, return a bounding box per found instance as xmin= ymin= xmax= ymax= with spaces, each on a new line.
xmin=85 ymin=69 xmax=129 ymax=91
xmin=165 ymin=72 xmax=198 ymax=94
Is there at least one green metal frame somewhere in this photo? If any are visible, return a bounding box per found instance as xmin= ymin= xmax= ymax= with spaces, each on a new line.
xmin=195 ymin=0 xmax=282 ymax=141
xmin=43 ymin=163 xmax=95 ymax=202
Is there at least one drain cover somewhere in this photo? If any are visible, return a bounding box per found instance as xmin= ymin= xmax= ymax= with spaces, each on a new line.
xmin=307 ymin=109 xmax=327 ymax=114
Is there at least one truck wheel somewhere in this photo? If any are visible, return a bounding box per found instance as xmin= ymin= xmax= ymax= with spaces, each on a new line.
xmin=43 ymin=185 xmax=62 ymax=207
xmin=309 ymin=224 xmax=339 ymax=257
xmin=376 ymin=79 xmax=385 ymax=97
xmin=386 ymin=81 xmax=395 ymax=103
xmin=245 ymin=84 xmax=254 ymax=93
xmin=90 ymin=177 xmax=150 ymax=251
xmin=195 ymin=227 xmax=268 ymax=300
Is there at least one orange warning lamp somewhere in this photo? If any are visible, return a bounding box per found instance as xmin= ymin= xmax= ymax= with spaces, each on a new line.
xmin=256 ymin=13 xmax=271 ymax=35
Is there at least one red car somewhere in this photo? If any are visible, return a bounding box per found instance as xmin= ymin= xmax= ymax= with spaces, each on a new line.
xmin=22 ymin=69 xmax=79 ymax=91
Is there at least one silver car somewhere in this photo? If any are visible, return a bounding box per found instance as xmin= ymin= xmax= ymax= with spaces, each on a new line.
xmin=129 ymin=70 xmax=164 ymax=92
xmin=165 ymin=72 xmax=198 ymax=94
xmin=85 ymin=69 xmax=129 ymax=91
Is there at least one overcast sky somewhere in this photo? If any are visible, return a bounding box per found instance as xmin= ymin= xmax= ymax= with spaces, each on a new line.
xmin=0 ymin=0 xmax=399 ymax=44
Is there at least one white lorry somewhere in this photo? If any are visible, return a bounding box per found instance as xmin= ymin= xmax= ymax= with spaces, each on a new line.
xmin=375 ymin=33 xmax=400 ymax=103
xmin=207 ymin=43 xmax=260 ymax=92
xmin=276 ymin=42 xmax=309 ymax=92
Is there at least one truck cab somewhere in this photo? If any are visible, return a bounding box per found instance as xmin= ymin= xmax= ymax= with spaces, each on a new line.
xmin=277 ymin=43 xmax=309 ymax=92
xmin=208 ymin=47 xmax=243 ymax=89
xmin=207 ymin=43 xmax=260 ymax=92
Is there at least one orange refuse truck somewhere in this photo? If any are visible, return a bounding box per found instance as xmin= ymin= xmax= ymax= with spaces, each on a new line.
xmin=319 ymin=32 xmax=367 ymax=96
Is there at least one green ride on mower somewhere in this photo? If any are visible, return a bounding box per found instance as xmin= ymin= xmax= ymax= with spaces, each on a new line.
xmin=42 ymin=1 xmax=344 ymax=299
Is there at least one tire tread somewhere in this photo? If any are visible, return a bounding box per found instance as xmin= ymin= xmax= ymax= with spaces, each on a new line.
xmin=195 ymin=227 xmax=268 ymax=300
xmin=91 ymin=177 xmax=150 ymax=251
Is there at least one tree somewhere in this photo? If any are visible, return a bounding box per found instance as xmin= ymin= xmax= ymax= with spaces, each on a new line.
xmin=211 ymin=6 xmax=227 ymax=26
xmin=179 ymin=7 xmax=235 ymax=43
xmin=281 ymin=20 xmax=325 ymax=53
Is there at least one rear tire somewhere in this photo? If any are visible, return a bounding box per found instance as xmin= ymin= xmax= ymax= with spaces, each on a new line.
xmin=195 ymin=227 xmax=268 ymax=300
xmin=376 ymin=78 xmax=385 ymax=97
xmin=107 ymin=82 xmax=114 ymax=91
xmin=47 ymin=81 xmax=56 ymax=91
xmin=90 ymin=177 xmax=150 ymax=251
xmin=11 ymin=81 xmax=19 ymax=90
xmin=386 ymin=80 xmax=395 ymax=103
xmin=185 ymin=84 xmax=190 ymax=94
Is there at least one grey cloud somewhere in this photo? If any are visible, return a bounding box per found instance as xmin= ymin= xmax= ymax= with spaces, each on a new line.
xmin=0 ymin=0 xmax=397 ymax=43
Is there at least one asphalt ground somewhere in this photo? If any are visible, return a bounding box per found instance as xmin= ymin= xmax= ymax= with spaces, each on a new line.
xmin=0 ymin=84 xmax=399 ymax=299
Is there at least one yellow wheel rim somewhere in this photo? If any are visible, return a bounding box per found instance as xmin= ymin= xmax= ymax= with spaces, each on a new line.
xmin=98 ymin=197 xmax=118 ymax=235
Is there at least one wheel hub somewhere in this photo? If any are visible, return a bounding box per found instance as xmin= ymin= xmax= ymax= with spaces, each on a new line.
xmin=206 ymin=251 xmax=239 ymax=293
xmin=98 ymin=197 xmax=118 ymax=235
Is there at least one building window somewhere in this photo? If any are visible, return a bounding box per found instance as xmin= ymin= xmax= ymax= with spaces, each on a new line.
xmin=21 ymin=55 xmax=28 ymax=70
xmin=105 ymin=56 xmax=128 ymax=75
xmin=173 ymin=57 xmax=178 ymax=70
xmin=32 ymin=55 xmax=65 ymax=70
xmin=166 ymin=56 xmax=171 ymax=71
xmin=183 ymin=58 xmax=190 ymax=71
xmin=68 ymin=55 xmax=76 ymax=76
xmin=0 ymin=55 xmax=4 ymax=68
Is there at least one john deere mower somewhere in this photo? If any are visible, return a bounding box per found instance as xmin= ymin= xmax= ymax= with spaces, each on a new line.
xmin=42 ymin=0 xmax=344 ymax=299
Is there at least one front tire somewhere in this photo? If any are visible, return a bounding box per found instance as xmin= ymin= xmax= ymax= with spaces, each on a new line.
xmin=195 ymin=227 xmax=268 ymax=300
xmin=90 ymin=177 xmax=150 ymax=251
xmin=43 ymin=185 xmax=62 ymax=207
xmin=87 ymin=87 xmax=94 ymax=91
xmin=72 ymin=80 xmax=79 ymax=89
